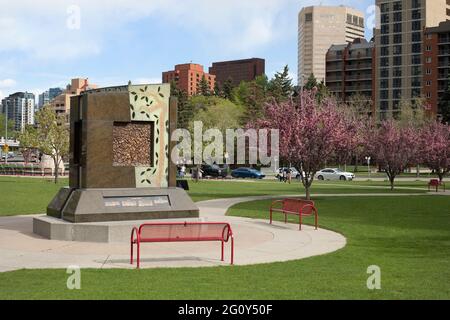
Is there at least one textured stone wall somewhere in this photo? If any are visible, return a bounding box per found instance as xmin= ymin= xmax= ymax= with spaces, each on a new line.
xmin=112 ymin=122 xmax=153 ymax=167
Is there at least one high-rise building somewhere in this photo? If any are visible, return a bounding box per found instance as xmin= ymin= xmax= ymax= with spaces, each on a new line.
xmin=162 ymin=63 xmax=215 ymax=96
xmin=423 ymin=20 xmax=450 ymax=117
xmin=49 ymin=78 xmax=97 ymax=122
xmin=326 ymin=38 xmax=376 ymax=114
xmin=39 ymin=87 xmax=63 ymax=110
xmin=298 ymin=5 xmax=365 ymax=86
xmin=209 ymin=58 xmax=265 ymax=88
xmin=1 ymin=92 xmax=35 ymax=132
xmin=374 ymin=0 xmax=450 ymax=120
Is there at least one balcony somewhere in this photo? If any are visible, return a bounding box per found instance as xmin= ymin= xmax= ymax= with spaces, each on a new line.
xmin=345 ymin=85 xmax=372 ymax=92
xmin=346 ymin=63 xmax=372 ymax=71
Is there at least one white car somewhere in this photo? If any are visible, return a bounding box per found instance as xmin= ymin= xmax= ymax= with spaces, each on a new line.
xmin=316 ymin=168 xmax=355 ymax=181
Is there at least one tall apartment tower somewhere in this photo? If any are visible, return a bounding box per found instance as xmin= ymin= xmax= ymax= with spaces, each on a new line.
xmin=1 ymin=92 xmax=35 ymax=132
xmin=374 ymin=0 xmax=450 ymax=120
xmin=298 ymin=6 xmax=365 ymax=86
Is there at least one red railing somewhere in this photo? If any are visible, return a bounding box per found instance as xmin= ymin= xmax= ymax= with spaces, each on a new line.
xmin=130 ymin=222 xmax=234 ymax=269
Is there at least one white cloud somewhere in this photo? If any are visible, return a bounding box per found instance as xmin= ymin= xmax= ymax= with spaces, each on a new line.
xmin=0 ymin=79 xmax=17 ymax=88
xmin=0 ymin=0 xmax=302 ymax=60
xmin=0 ymin=90 xmax=4 ymax=100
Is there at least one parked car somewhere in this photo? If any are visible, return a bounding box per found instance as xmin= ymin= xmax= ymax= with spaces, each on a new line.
xmin=315 ymin=168 xmax=355 ymax=181
xmin=276 ymin=167 xmax=302 ymax=180
xmin=201 ymin=164 xmax=228 ymax=178
xmin=231 ymin=167 xmax=265 ymax=179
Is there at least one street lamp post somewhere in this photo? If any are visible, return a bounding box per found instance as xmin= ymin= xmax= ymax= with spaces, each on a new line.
xmin=365 ymin=156 xmax=371 ymax=180
xmin=4 ymin=103 xmax=8 ymax=164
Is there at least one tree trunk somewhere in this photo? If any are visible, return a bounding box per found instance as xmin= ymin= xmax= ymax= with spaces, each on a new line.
xmin=305 ymin=186 xmax=311 ymax=200
xmin=437 ymin=171 xmax=444 ymax=183
xmin=195 ymin=164 xmax=200 ymax=183
xmin=53 ymin=156 xmax=59 ymax=184
xmin=416 ymin=164 xmax=420 ymax=178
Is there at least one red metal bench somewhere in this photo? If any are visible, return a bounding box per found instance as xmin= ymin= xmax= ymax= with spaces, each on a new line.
xmin=130 ymin=222 xmax=234 ymax=269
xmin=270 ymin=198 xmax=318 ymax=231
xmin=428 ymin=179 xmax=445 ymax=192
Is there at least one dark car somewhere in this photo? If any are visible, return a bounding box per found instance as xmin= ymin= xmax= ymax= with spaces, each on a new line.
xmin=201 ymin=164 xmax=228 ymax=178
xmin=231 ymin=167 xmax=265 ymax=179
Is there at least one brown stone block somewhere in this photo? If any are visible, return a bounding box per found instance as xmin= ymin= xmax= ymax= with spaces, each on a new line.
xmin=84 ymin=92 xmax=130 ymax=122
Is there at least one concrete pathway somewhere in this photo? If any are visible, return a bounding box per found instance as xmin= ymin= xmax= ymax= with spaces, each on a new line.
xmin=0 ymin=195 xmax=349 ymax=272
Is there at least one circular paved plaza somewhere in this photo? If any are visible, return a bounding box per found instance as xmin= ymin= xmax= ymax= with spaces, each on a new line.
xmin=0 ymin=196 xmax=346 ymax=272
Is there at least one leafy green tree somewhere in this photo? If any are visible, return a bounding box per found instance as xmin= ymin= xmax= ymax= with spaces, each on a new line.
xmin=222 ymin=78 xmax=234 ymax=100
xmin=268 ymin=65 xmax=293 ymax=102
xmin=185 ymin=96 xmax=243 ymax=181
xmin=304 ymin=73 xmax=318 ymax=90
xmin=439 ymin=77 xmax=450 ymax=124
xmin=199 ymin=75 xmax=210 ymax=96
xmin=20 ymin=106 xmax=69 ymax=183
xmin=0 ymin=113 xmax=16 ymax=138
xmin=213 ymin=82 xmax=221 ymax=97
xmin=18 ymin=125 xmax=38 ymax=164
xmin=170 ymin=81 xmax=191 ymax=129
xmin=235 ymin=75 xmax=269 ymax=126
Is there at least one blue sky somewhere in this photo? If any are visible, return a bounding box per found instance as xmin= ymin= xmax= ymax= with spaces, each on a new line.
xmin=0 ymin=0 xmax=374 ymax=100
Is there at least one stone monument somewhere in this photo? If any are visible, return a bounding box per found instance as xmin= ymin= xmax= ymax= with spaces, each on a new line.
xmin=45 ymin=83 xmax=198 ymax=223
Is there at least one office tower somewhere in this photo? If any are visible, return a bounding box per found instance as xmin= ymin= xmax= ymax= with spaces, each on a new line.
xmin=209 ymin=58 xmax=265 ymax=88
xmin=1 ymin=92 xmax=35 ymax=132
xmin=162 ymin=63 xmax=216 ymax=96
xmin=374 ymin=0 xmax=450 ymax=119
xmin=298 ymin=5 xmax=365 ymax=86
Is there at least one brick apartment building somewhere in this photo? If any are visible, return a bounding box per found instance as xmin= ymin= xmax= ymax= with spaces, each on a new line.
xmin=50 ymin=78 xmax=97 ymax=122
xmin=208 ymin=58 xmax=265 ymax=88
xmin=162 ymin=63 xmax=215 ymax=96
xmin=423 ymin=20 xmax=450 ymax=116
xmin=326 ymin=38 xmax=376 ymax=114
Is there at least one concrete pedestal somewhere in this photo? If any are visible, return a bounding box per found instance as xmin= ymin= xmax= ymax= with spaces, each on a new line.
xmin=46 ymin=187 xmax=199 ymax=223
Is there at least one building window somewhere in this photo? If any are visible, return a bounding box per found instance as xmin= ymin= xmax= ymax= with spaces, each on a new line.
xmin=393 ymin=23 xmax=402 ymax=33
xmin=412 ymin=43 xmax=422 ymax=53
xmin=305 ymin=13 xmax=312 ymax=22
xmin=393 ymin=12 xmax=402 ymax=22
xmin=393 ymin=34 xmax=402 ymax=43
xmin=426 ymin=80 xmax=432 ymax=86
xmin=393 ymin=1 xmax=402 ymax=11
xmin=380 ymin=3 xmax=389 ymax=13
xmin=381 ymin=46 xmax=389 ymax=56
xmin=411 ymin=55 xmax=421 ymax=65
xmin=426 ymin=57 xmax=432 ymax=63
xmin=412 ymin=32 xmax=421 ymax=42
xmin=426 ymin=69 xmax=431 ymax=75
xmin=412 ymin=21 xmax=421 ymax=31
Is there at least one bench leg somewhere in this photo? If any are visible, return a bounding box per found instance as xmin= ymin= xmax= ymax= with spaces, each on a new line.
xmin=270 ymin=209 xmax=272 ymax=224
xmin=221 ymin=240 xmax=224 ymax=262
xmin=285 ymin=213 xmax=287 ymax=224
xmin=137 ymin=242 xmax=140 ymax=269
xmin=231 ymin=237 xmax=234 ymax=265
xmin=130 ymin=241 xmax=134 ymax=265
xmin=315 ymin=213 xmax=318 ymax=230
xmin=299 ymin=214 xmax=302 ymax=231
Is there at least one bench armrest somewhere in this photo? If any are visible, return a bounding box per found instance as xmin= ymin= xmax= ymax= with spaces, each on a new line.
xmin=300 ymin=204 xmax=318 ymax=216
xmin=270 ymin=200 xmax=284 ymax=210
xmin=131 ymin=227 xmax=139 ymax=244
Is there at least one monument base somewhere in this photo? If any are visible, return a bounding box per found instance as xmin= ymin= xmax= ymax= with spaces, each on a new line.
xmin=47 ymin=187 xmax=199 ymax=223
xmin=33 ymin=215 xmax=202 ymax=243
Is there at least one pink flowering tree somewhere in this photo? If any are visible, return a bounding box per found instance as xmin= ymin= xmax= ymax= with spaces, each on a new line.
xmin=252 ymin=90 xmax=355 ymax=200
xmin=368 ymin=120 xmax=419 ymax=190
xmin=419 ymin=121 xmax=450 ymax=182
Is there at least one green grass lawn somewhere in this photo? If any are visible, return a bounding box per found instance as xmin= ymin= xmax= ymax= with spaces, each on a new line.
xmin=0 ymin=177 xmax=429 ymax=216
xmin=0 ymin=195 xmax=449 ymax=299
